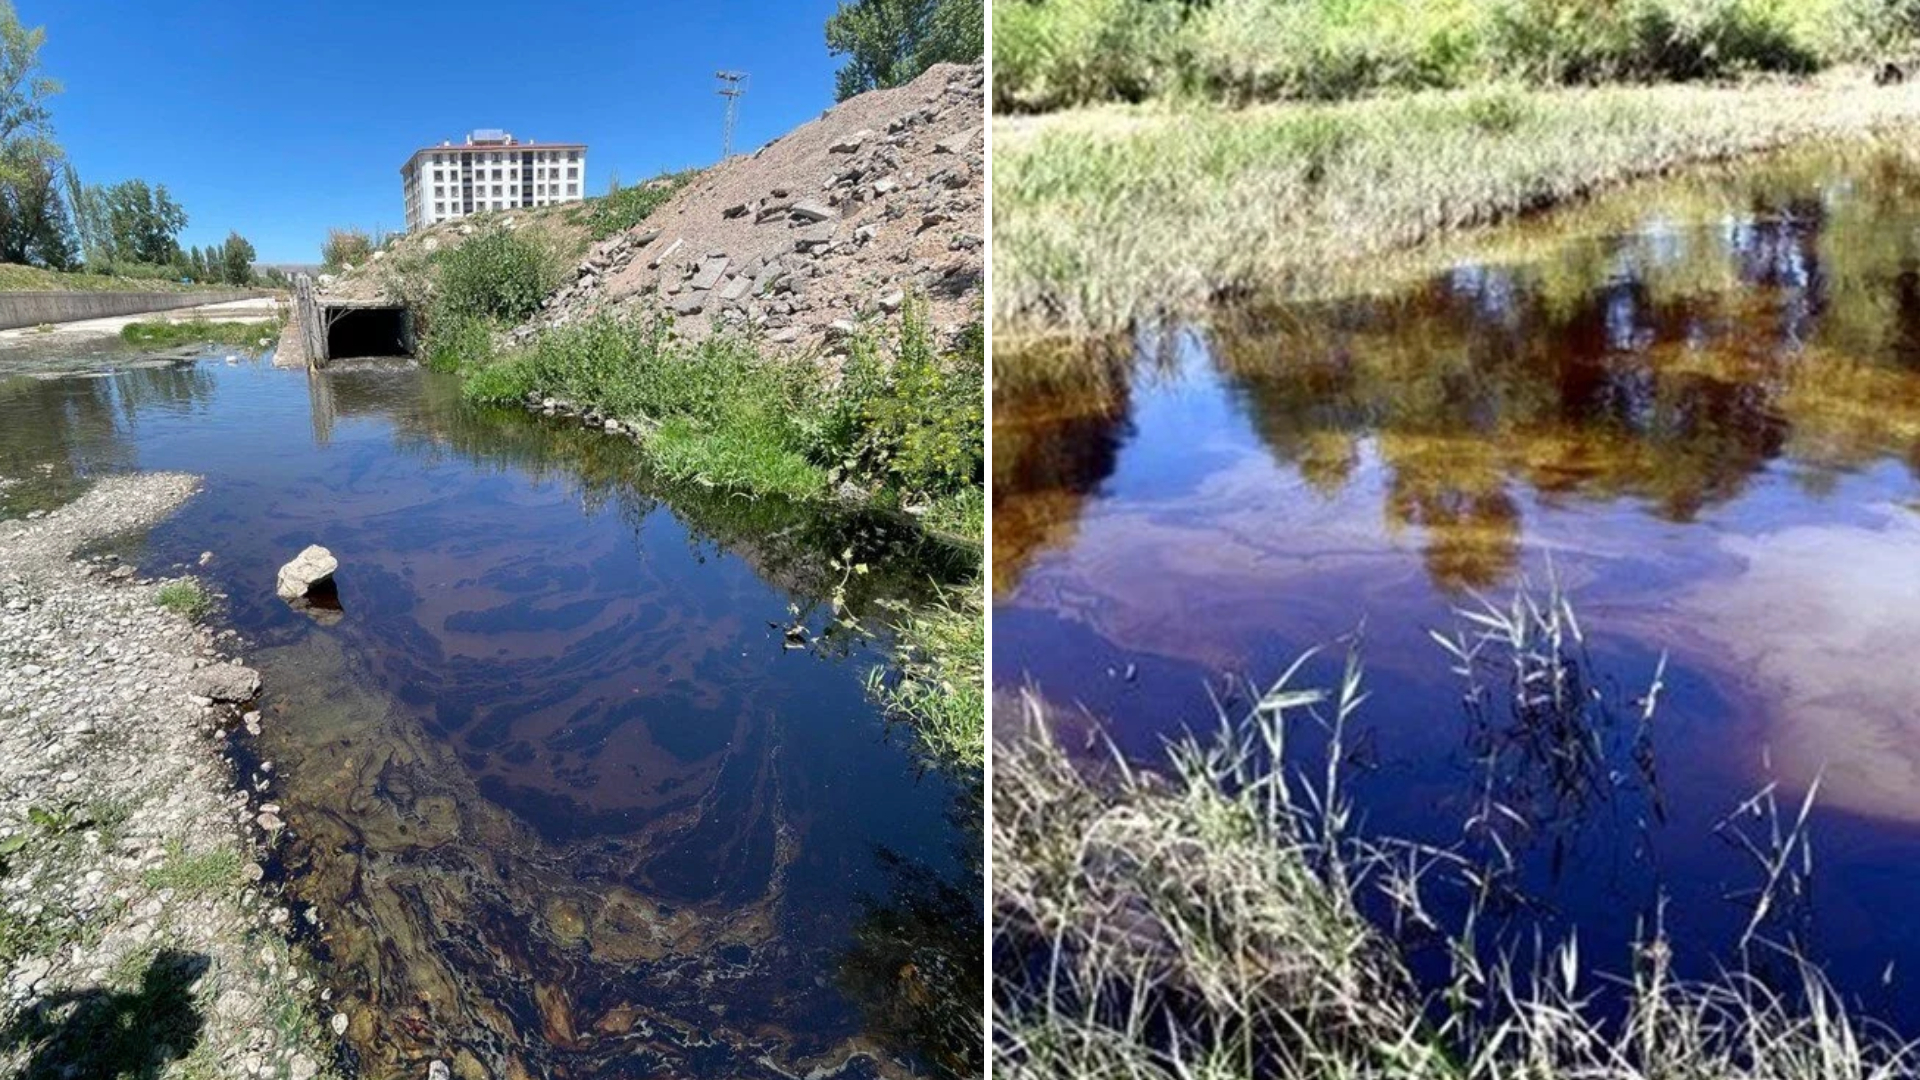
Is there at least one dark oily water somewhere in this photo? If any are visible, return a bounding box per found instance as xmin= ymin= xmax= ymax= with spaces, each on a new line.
xmin=0 ymin=347 xmax=981 ymax=1079
xmin=995 ymin=143 xmax=1920 ymax=1029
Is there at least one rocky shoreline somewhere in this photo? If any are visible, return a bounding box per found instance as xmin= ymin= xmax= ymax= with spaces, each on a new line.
xmin=0 ymin=473 xmax=339 ymax=1079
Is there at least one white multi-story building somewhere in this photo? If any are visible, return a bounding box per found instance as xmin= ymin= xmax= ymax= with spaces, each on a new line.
xmin=401 ymin=129 xmax=588 ymax=231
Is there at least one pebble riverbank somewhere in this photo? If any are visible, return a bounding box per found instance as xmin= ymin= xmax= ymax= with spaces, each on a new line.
xmin=0 ymin=473 xmax=339 ymax=1079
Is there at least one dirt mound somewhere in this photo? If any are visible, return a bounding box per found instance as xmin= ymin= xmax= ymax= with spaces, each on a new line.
xmin=524 ymin=62 xmax=984 ymax=353
xmin=317 ymin=200 xmax=589 ymax=307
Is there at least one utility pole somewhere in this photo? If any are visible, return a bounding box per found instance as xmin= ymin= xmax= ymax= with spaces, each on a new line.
xmin=716 ymin=71 xmax=748 ymax=161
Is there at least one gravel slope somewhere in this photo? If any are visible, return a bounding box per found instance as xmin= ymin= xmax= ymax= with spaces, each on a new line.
xmin=0 ymin=474 xmax=340 ymax=1080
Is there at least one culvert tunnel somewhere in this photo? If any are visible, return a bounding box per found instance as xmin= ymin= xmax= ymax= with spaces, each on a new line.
xmin=324 ymin=305 xmax=413 ymax=360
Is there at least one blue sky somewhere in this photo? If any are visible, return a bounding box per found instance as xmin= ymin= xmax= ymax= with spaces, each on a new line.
xmin=25 ymin=0 xmax=848 ymax=263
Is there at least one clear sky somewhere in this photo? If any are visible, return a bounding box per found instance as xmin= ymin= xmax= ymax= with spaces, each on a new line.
xmin=23 ymin=0 xmax=848 ymax=263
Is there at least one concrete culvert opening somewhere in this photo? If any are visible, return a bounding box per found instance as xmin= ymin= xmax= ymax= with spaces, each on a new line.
xmin=324 ymin=305 xmax=413 ymax=360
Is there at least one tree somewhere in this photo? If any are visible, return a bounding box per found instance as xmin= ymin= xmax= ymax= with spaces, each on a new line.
xmin=0 ymin=2 xmax=58 ymax=188
xmin=825 ymin=0 xmax=982 ymax=100
xmin=0 ymin=149 xmax=73 ymax=268
xmin=100 ymin=179 xmax=186 ymax=266
xmin=219 ymin=230 xmax=255 ymax=285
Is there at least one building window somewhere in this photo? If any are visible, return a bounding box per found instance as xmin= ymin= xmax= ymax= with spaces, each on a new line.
xmin=434 ymin=202 xmax=444 ymax=213
xmin=568 ymin=150 xmax=578 ymax=162
xmin=567 ymin=183 xmax=577 ymax=195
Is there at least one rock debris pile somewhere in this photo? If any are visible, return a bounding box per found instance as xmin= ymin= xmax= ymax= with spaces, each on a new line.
xmin=527 ymin=61 xmax=984 ymax=353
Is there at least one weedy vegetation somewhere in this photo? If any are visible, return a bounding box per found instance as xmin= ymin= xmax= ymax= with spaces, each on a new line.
xmin=140 ymin=840 xmax=244 ymax=900
xmin=867 ymin=584 xmax=985 ymax=769
xmin=564 ymin=170 xmax=699 ymax=241
xmin=995 ymin=581 xmax=1915 ymax=1079
xmin=994 ymin=80 xmax=1920 ymax=350
xmin=462 ymin=297 xmax=985 ymax=523
xmin=994 ymin=0 xmax=1918 ymax=112
xmin=153 ymin=580 xmax=212 ymax=621
xmin=120 ymin=319 xmax=276 ymax=350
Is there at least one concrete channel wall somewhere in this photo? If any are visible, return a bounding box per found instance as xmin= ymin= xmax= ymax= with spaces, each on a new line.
xmin=0 ymin=289 xmax=264 ymax=331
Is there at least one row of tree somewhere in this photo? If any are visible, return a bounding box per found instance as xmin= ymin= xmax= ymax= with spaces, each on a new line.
xmin=0 ymin=4 xmax=264 ymax=284
xmin=825 ymin=0 xmax=984 ymax=100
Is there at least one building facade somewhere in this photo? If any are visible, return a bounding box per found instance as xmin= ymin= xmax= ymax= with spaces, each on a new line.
xmin=401 ymin=129 xmax=588 ymax=231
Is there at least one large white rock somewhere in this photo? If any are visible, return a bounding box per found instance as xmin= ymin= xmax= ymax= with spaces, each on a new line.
xmin=276 ymin=544 xmax=338 ymax=600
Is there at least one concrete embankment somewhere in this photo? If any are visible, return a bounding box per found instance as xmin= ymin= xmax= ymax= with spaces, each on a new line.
xmin=0 ymin=288 xmax=264 ymax=331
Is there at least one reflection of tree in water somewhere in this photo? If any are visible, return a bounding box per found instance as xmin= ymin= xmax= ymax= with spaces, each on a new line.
xmin=837 ymin=807 xmax=984 ymax=1080
xmin=990 ymin=352 xmax=1133 ymax=598
xmin=1207 ymin=148 xmax=1920 ymax=590
xmin=0 ymin=363 xmax=215 ymax=515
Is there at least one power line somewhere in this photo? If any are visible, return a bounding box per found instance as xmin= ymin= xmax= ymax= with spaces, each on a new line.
xmin=716 ymin=71 xmax=748 ymax=161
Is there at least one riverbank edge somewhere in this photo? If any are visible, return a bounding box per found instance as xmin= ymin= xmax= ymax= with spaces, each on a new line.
xmin=994 ymin=654 xmax=1920 ymax=1078
xmin=485 ymin=388 xmax=989 ymax=770
xmin=992 ymin=75 xmax=1920 ymax=373
xmin=0 ymin=474 xmax=342 ymax=1079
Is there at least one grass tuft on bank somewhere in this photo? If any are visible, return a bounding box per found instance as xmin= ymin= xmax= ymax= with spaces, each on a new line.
xmin=120 ymin=319 xmax=278 ymax=350
xmin=994 ymin=78 xmax=1920 ymax=358
xmin=995 ymin=587 xmax=1919 ymax=1079
xmin=869 ymin=585 xmax=985 ymax=769
xmin=153 ymin=580 xmax=212 ymax=621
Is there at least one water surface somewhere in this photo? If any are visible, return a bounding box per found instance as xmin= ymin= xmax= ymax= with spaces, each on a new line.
xmin=994 ymin=142 xmax=1920 ymax=1028
xmin=1 ymin=345 xmax=979 ymax=1079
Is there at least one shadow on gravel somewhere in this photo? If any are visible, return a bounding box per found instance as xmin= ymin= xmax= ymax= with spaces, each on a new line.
xmin=0 ymin=949 xmax=210 ymax=1078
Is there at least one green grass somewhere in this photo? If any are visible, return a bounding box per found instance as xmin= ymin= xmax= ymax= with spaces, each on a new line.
xmin=868 ymin=584 xmax=985 ymax=769
xmin=120 ymin=319 xmax=277 ymax=350
xmin=153 ymin=580 xmax=213 ymax=621
xmin=994 ymin=78 xmax=1920 ymax=360
xmin=0 ymin=263 xmax=244 ymax=294
xmin=565 ymin=170 xmax=700 ymax=240
xmin=996 ymin=584 xmax=1919 ymax=1079
xmin=994 ymin=0 xmax=1901 ymax=112
xmin=140 ymin=840 xmax=243 ymax=899
xmin=462 ymin=299 xmax=985 ymax=516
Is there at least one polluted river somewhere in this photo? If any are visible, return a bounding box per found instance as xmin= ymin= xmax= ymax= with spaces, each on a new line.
xmin=995 ymin=140 xmax=1920 ymax=1031
xmin=0 ymin=342 xmax=980 ymax=1079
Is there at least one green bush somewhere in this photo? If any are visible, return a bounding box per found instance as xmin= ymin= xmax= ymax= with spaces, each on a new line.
xmin=822 ymin=302 xmax=984 ymax=501
xmin=995 ymin=0 xmax=1871 ymax=110
xmin=436 ymin=228 xmax=556 ymax=325
xmin=321 ymin=227 xmax=373 ymax=272
xmin=463 ymin=313 xmax=825 ymax=498
xmin=568 ymin=171 xmax=698 ymax=241
xmin=460 ymin=299 xmax=984 ymax=513
xmin=420 ymin=310 xmax=494 ymax=373
xmin=993 ymin=0 xmax=1185 ymax=110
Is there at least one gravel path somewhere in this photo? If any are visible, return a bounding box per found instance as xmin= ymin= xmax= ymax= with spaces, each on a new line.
xmin=0 ymin=473 xmax=339 ymax=1079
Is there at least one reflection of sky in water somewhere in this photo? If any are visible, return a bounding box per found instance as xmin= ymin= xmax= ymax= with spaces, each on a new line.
xmin=994 ymin=145 xmax=1920 ymax=1032
xmin=1 ymin=355 xmax=978 ymax=1079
